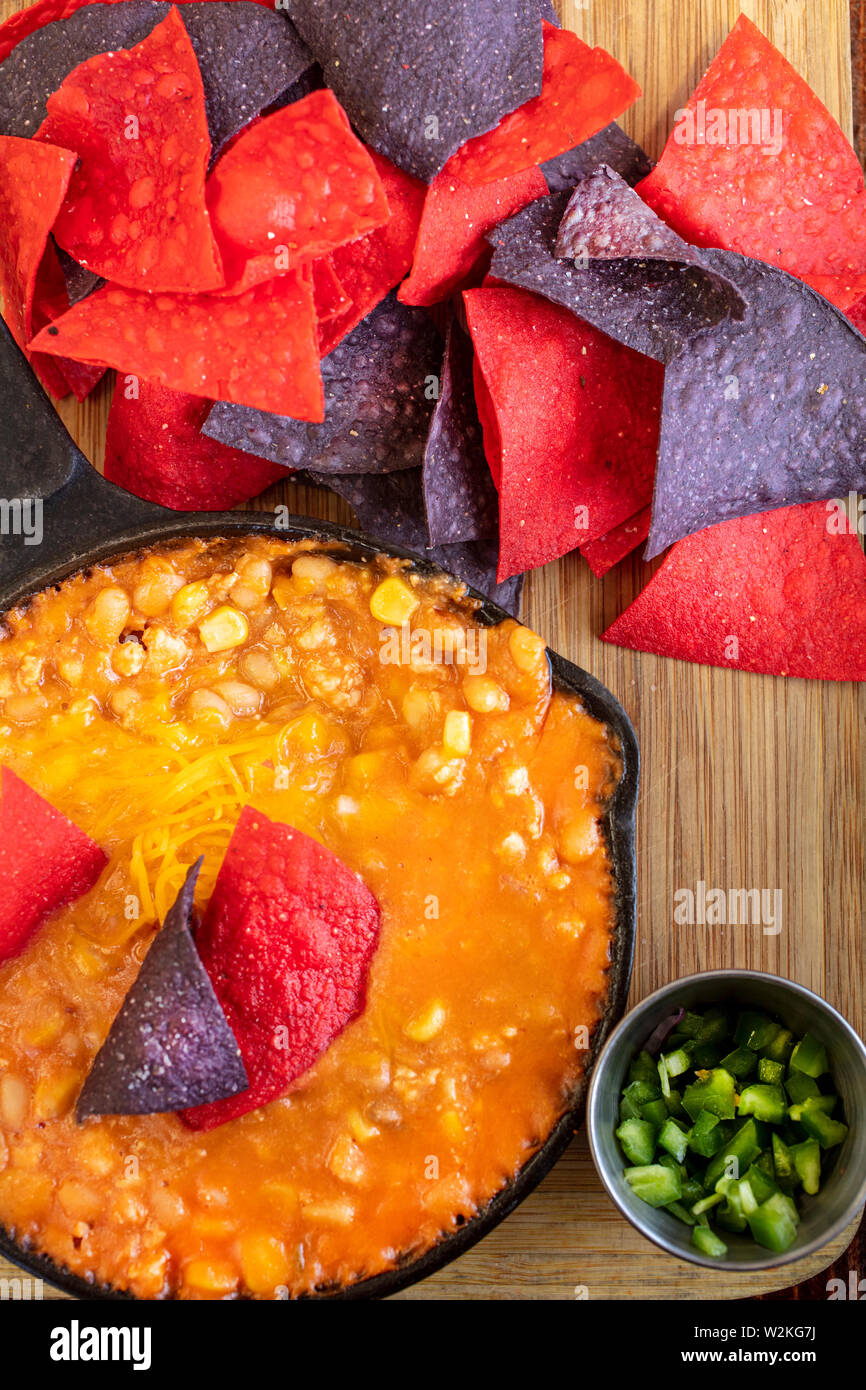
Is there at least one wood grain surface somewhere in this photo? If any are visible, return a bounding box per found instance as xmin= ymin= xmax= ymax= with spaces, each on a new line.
xmin=0 ymin=0 xmax=862 ymax=1301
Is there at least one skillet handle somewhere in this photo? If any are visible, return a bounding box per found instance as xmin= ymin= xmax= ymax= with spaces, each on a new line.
xmin=0 ymin=323 xmax=167 ymax=605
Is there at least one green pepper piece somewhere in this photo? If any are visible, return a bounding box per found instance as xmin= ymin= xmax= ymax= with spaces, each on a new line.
xmin=743 ymin=1162 xmax=778 ymax=1205
xmin=624 ymin=1164 xmax=682 ymax=1207
xmin=691 ymin=1191 xmax=724 ymax=1217
xmin=788 ymin=1095 xmax=836 ymax=1122
xmin=691 ymin=1041 xmax=723 ymax=1069
xmin=665 ymin=1200 xmax=696 ymax=1226
xmin=692 ymin=1224 xmax=728 ymax=1258
xmin=679 ymin=1011 xmax=705 ymax=1040
xmin=757 ymin=1057 xmax=785 ymax=1085
xmin=734 ymin=1011 xmax=781 ymax=1053
xmin=771 ymin=1133 xmax=794 ymax=1183
xmin=628 ymin=1049 xmax=660 ymax=1086
xmin=784 ymin=1071 xmax=820 ymax=1103
xmin=715 ymin=1179 xmax=748 ymax=1233
xmin=695 ymin=1008 xmax=733 ymax=1045
xmin=680 ymin=1176 xmax=705 ymax=1207
xmin=664 ymin=1089 xmax=687 ymax=1119
xmin=657 ymin=1055 xmax=671 ymax=1100
xmin=620 ymin=1078 xmax=661 ymax=1120
xmin=657 ymin=1118 xmax=689 ymax=1163
xmin=616 ymin=1118 xmax=657 ymax=1166
xmin=683 ymin=1068 xmax=737 ymax=1122
xmin=763 ymin=1027 xmax=795 ymax=1063
xmin=719 ymin=1047 xmax=758 ymax=1079
xmin=737 ymin=1084 xmax=787 ymax=1125
xmin=747 ymin=1192 xmax=799 ymax=1253
xmin=662 ymin=1047 xmax=692 ymax=1079
xmin=688 ymin=1109 xmax=725 ymax=1158
xmin=640 ymin=1097 xmax=669 ymax=1129
xmin=705 ymin=1118 xmax=762 ymax=1189
xmin=789 ymin=1139 xmax=821 ymax=1195
xmin=789 ymin=1032 xmax=828 ymax=1078
xmin=795 ymin=1103 xmax=849 ymax=1150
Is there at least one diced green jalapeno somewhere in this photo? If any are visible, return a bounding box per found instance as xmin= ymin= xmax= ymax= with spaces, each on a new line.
xmin=789 ymin=1139 xmax=821 ymax=1195
xmin=616 ymin=1118 xmax=657 ymax=1165
xmin=640 ymin=1097 xmax=669 ymax=1129
xmin=692 ymin=1224 xmax=728 ymax=1258
xmin=704 ymin=1118 xmax=762 ymax=1189
xmin=743 ymin=1162 xmax=778 ymax=1205
xmin=719 ymin=1047 xmax=757 ymax=1079
xmin=628 ymin=1050 xmax=661 ymax=1086
xmin=789 ymin=1032 xmax=829 ymax=1078
xmin=683 ymin=1068 xmax=737 ymax=1122
xmin=784 ymin=1071 xmax=820 ymax=1103
xmin=795 ymin=1103 xmax=849 ymax=1150
xmin=737 ymin=1084 xmax=787 ymax=1124
xmin=661 ymin=1047 xmax=691 ymax=1079
xmin=747 ymin=1192 xmax=799 ymax=1253
xmin=734 ymin=1011 xmax=781 ymax=1053
xmin=665 ymin=1200 xmax=696 ymax=1226
xmin=624 ymin=1164 xmax=682 ymax=1207
xmin=757 ymin=1058 xmax=785 ymax=1085
xmin=657 ymin=1118 xmax=689 ymax=1163
xmin=762 ymin=1027 xmax=795 ymax=1063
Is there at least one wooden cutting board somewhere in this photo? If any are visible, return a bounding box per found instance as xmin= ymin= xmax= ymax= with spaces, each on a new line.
xmin=0 ymin=0 xmax=862 ymax=1300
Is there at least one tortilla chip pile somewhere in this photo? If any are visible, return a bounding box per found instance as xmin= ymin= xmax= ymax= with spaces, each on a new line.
xmin=0 ymin=4 xmax=864 ymax=675
xmin=0 ymin=769 xmax=381 ymax=1126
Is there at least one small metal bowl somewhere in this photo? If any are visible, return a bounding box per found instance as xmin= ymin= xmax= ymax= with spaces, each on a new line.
xmin=587 ymin=969 xmax=866 ymax=1272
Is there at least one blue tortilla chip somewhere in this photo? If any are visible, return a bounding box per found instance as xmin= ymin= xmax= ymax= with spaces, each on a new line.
xmin=487 ymin=188 xmax=746 ymax=363
xmin=0 ymin=2 xmax=312 ymax=158
xmin=423 ymin=315 xmax=497 ymax=546
xmin=76 ymin=860 xmax=249 ymax=1118
xmin=541 ymin=122 xmax=651 ymax=194
xmin=646 ymin=250 xmax=866 ymax=556
xmin=54 ymin=240 xmax=102 ymax=305
xmin=281 ymin=0 xmax=544 ymax=182
xmin=308 ymin=466 xmax=524 ymax=615
xmin=203 ymin=291 xmax=443 ymax=474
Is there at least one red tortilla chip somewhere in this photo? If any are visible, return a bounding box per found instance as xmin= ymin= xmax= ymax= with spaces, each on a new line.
xmin=180 ymin=807 xmax=381 ymax=1130
xmin=801 ymin=272 xmax=866 ymax=315
xmin=847 ymin=291 xmax=866 ymax=335
xmin=0 ymin=134 xmax=75 ymax=350
xmin=207 ymin=90 xmax=389 ymax=292
xmin=320 ymin=149 xmax=425 ymax=356
xmin=311 ymin=256 xmax=350 ymax=324
xmin=0 ymin=765 xmax=107 ymax=963
xmin=464 ymin=285 xmax=662 ymax=582
xmin=602 ymin=503 xmax=866 ymax=680
xmin=445 ymin=22 xmax=640 ymax=187
xmin=472 ymin=352 xmax=501 ymax=488
xmin=31 ymin=239 xmax=105 ymax=399
xmin=104 ymin=377 xmax=284 ymax=510
xmin=0 ymin=0 xmax=273 ymax=64
xmin=399 ymin=164 xmax=548 ymax=308
xmin=637 ymin=16 xmax=866 ymax=280
xmin=35 ymin=7 xmax=223 ymax=293
xmin=582 ymin=507 xmax=651 ymax=577
xmin=29 ymin=269 xmax=324 ymax=418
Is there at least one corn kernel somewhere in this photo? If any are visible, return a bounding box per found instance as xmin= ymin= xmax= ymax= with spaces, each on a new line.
xmin=271 ymin=574 xmax=295 ymax=610
xmin=198 ymin=605 xmax=249 ymax=653
xmin=370 ymin=576 xmax=419 ymax=625
xmin=346 ymin=1108 xmax=380 ymax=1144
xmin=441 ymin=1110 xmax=464 ymax=1142
xmin=0 ymin=1075 xmax=28 ymax=1128
xmin=132 ymin=558 xmax=183 ymax=617
xmin=509 ymin=623 xmax=547 ymax=672
xmin=33 ymin=1069 xmax=80 ymax=1121
xmin=463 ymin=675 xmax=509 ymax=714
xmin=404 ymin=1001 xmax=447 ymax=1042
xmin=346 ymin=751 xmax=386 ymax=786
xmin=442 ymin=709 xmax=472 ymax=757
xmin=183 ymin=1258 xmax=239 ymax=1295
xmin=172 ymin=580 xmax=211 ymax=629
xmin=240 ymin=1234 xmax=291 ymax=1295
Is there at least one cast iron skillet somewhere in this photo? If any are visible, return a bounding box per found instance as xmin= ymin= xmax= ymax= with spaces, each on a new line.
xmin=0 ymin=324 xmax=638 ymax=1300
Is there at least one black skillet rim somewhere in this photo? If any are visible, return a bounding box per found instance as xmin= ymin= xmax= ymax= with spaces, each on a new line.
xmin=0 ymin=512 xmax=638 ymax=1301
